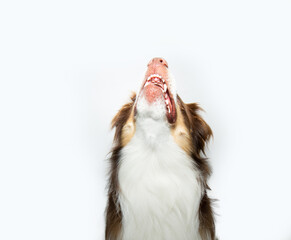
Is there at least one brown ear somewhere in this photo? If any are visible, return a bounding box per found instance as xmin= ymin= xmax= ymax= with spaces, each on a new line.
xmin=185 ymin=102 xmax=212 ymax=155
xmin=177 ymin=95 xmax=212 ymax=155
xmin=111 ymin=92 xmax=136 ymax=144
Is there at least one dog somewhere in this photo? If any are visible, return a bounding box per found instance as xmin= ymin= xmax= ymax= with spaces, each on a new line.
xmin=105 ymin=58 xmax=216 ymax=240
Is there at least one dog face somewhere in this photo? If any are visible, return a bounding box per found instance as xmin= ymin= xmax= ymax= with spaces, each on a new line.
xmin=112 ymin=58 xmax=212 ymax=166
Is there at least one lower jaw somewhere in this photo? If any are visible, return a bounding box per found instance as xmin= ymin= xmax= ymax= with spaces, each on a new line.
xmin=136 ymin=95 xmax=176 ymax=124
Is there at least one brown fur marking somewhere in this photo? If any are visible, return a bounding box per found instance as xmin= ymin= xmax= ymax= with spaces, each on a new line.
xmin=105 ymin=94 xmax=136 ymax=240
xmin=177 ymin=95 xmax=216 ymax=239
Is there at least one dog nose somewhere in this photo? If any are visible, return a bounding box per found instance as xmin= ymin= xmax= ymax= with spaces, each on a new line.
xmin=147 ymin=57 xmax=168 ymax=68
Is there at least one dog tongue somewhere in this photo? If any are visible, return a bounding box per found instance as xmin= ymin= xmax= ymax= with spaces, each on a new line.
xmin=143 ymin=84 xmax=163 ymax=103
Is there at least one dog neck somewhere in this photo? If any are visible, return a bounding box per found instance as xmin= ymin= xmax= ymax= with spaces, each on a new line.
xmin=118 ymin=103 xmax=203 ymax=240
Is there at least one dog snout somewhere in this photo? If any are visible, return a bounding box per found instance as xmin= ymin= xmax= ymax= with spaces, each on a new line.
xmin=147 ymin=57 xmax=168 ymax=68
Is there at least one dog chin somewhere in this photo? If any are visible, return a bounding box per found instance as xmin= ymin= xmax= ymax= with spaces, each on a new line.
xmin=136 ymin=94 xmax=168 ymax=123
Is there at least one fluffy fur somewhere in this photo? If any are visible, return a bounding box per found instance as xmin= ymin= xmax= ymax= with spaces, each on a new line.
xmin=105 ymin=62 xmax=216 ymax=240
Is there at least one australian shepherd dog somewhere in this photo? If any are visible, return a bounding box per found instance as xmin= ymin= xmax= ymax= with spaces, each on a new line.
xmin=105 ymin=58 xmax=216 ymax=240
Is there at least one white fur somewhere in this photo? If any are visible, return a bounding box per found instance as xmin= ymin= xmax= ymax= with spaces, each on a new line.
xmin=118 ymin=94 xmax=203 ymax=240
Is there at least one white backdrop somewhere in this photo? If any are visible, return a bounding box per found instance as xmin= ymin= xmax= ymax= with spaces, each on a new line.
xmin=1 ymin=0 xmax=291 ymax=239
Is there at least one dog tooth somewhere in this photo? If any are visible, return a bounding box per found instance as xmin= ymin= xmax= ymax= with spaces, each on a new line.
xmin=164 ymin=84 xmax=167 ymax=92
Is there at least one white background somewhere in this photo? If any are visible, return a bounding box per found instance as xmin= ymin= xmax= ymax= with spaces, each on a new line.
xmin=1 ymin=0 xmax=291 ymax=239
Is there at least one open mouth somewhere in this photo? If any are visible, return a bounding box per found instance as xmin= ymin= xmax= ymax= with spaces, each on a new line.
xmin=142 ymin=73 xmax=176 ymax=124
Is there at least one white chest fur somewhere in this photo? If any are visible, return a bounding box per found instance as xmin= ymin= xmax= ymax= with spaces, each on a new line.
xmin=118 ymin=117 xmax=203 ymax=240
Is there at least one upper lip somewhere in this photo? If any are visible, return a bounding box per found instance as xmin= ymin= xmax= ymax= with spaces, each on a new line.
xmin=144 ymin=74 xmax=168 ymax=93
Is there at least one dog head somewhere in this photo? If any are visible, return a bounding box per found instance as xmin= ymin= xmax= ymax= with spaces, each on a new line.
xmin=111 ymin=58 xmax=212 ymax=174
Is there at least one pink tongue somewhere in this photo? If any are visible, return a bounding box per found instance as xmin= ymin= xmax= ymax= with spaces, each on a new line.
xmin=144 ymin=84 xmax=163 ymax=103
